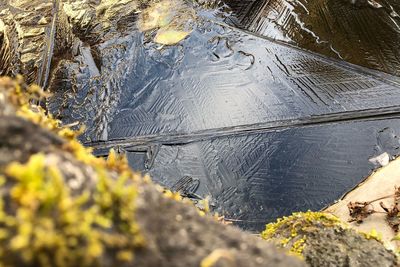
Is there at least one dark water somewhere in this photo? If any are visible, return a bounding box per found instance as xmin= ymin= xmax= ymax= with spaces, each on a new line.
xmin=223 ymin=0 xmax=400 ymax=76
xmin=2 ymin=0 xmax=400 ymax=231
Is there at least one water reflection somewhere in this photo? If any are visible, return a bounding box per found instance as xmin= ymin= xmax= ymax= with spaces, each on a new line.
xmin=224 ymin=0 xmax=400 ymax=76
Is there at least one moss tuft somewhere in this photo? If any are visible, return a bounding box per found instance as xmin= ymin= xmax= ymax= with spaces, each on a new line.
xmin=261 ymin=211 xmax=341 ymax=258
xmin=360 ymin=228 xmax=383 ymax=242
xmin=0 ymin=77 xmax=146 ymax=266
xmin=0 ymin=152 xmax=144 ymax=267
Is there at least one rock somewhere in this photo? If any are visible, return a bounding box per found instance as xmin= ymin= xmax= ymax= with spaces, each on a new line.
xmin=261 ymin=211 xmax=398 ymax=267
xmin=0 ymin=76 xmax=304 ymax=267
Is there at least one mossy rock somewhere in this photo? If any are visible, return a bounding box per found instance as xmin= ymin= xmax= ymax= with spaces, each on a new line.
xmin=261 ymin=211 xmax=398 ymax=267
xmin=0 ymin=76 xmax=305 ymax=266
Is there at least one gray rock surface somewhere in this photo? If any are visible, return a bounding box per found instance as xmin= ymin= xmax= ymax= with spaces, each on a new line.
xmin=0 ymin=77 xmax=305 ymax=267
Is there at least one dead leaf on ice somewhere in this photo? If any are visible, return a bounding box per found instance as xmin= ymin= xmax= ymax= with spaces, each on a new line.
xmin=154 ymin=29 xmax=190 ymax=45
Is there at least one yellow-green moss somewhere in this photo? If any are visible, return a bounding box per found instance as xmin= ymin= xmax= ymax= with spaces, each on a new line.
xmin=0 ymin=152 xmax=144 ymax=267
xmin=262 ymin=211 xmax=340 ymax=239
xmin=291 ymin=237 xmax=306 ymax=256
xmin=261 ymin=211 xmax=341 ymax=258
xmin=1 ymin=76 xmax=62 ymax=132
xmin=0 ymin=77 xmax=146 ymax=266
xmin=360 ymin=228 xmax=383 ymax=242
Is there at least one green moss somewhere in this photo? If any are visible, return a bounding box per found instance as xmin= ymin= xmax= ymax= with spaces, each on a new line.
xmin=261 ymin=211 xmax=341 ymax=258
xmin=0 ymin=153 xmax=144 ymax=267
xmin=291 ymin=237 xmax=306 ymax=256
xmin=262 ymin=211 xmax=340 ymax=239
xmin=360 ymin=228 xmax=383 ymax=242
xmin=0 ymin=76 xmax=151 ymax=266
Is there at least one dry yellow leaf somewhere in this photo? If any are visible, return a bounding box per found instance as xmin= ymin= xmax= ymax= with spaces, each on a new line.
xmin=154 ymin=29 xmax=190 ymax=45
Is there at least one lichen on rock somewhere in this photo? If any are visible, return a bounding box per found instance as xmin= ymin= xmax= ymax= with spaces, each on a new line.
xmin=261 ymin=211 xmax=398 ymax=267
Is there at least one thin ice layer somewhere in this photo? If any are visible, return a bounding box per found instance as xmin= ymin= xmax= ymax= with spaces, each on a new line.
xmin=48 ymin=11 xmax=400 ymax=142
xmin=118 ymin=117 xmax=400 ymax=231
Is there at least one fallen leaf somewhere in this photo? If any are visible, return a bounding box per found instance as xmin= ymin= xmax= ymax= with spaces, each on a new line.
xmin=347 ymin=201 xmax=375 ymax=223
xmin=154 ymin=29 xmax=190 ymax=45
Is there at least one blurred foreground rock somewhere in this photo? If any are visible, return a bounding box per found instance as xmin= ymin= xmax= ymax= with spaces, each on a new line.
xmin=0 ymin=76 xmax=304 ymax=266
xmin=262 ymin=211 xmax=398 ymax=267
